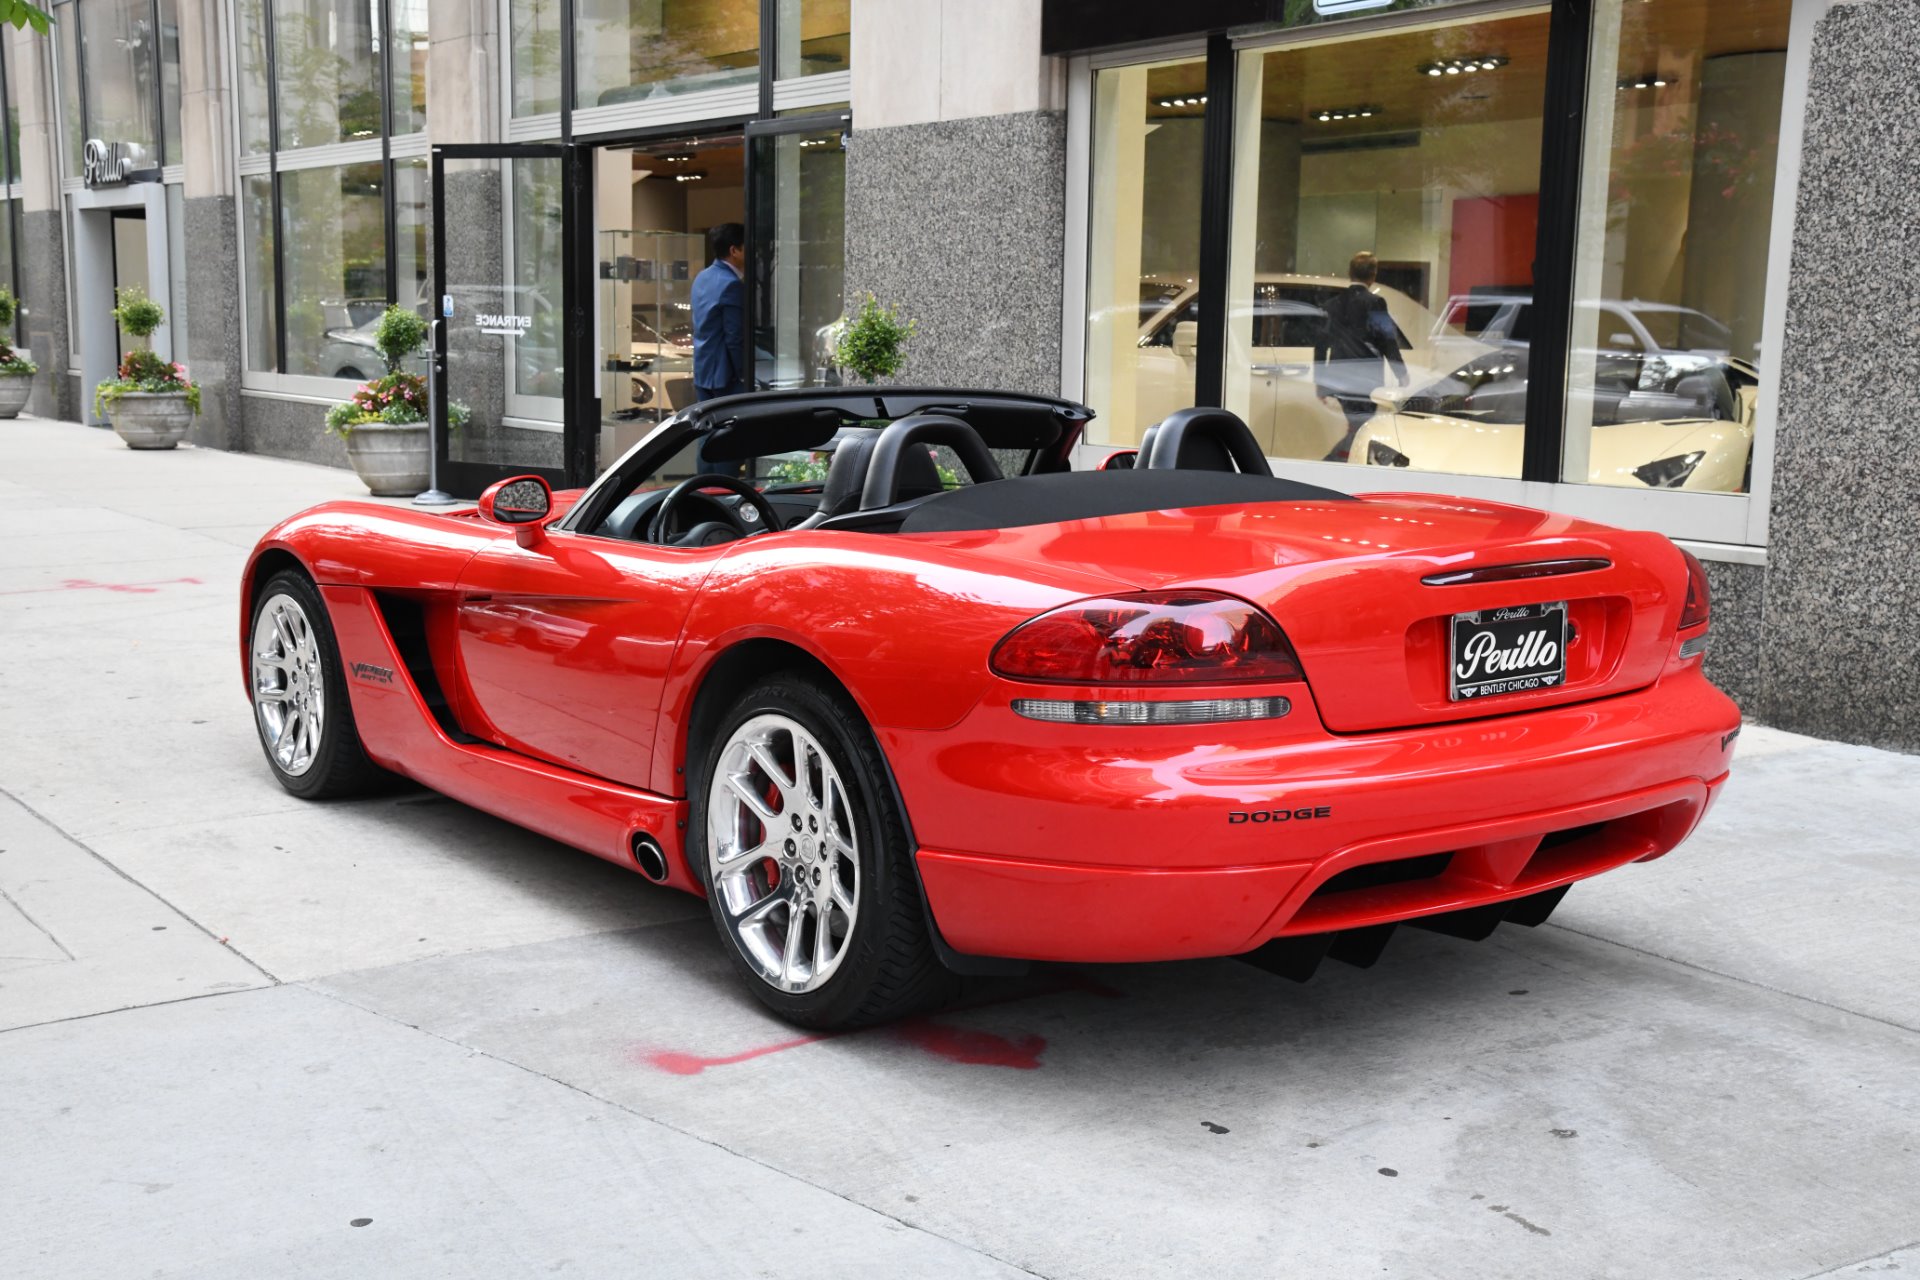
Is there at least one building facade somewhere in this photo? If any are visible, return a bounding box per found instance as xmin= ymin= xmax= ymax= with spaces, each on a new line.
xmin=1 ymin=0 xmax=1914 ymax=752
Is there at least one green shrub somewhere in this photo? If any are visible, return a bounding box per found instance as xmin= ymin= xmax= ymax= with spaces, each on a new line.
xmin=112 ymin=287 xmax=166 ymax=342
xmin=833 ymin=294 xmax=916 ymax=384
xmin=374 ymin=305 xmax=429 ymax=374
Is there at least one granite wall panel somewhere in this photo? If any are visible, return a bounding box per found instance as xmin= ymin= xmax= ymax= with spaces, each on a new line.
xmin=1759 ymin=0 xmax=1920 ymax=753
xmin=242 ymin=393 xmax=349 ymax=469
xmin=183 ymin=196 xmax=244 ymax=451
xmin=1699 ymin=560 xmax=1765 ymax=717
xmin=19 ymin=209 xmax=76 ymax=421
xmin=845 ymin=111 xmax=1067 ymax=396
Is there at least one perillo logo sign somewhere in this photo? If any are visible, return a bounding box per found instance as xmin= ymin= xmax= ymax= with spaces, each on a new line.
xmin=1454 ymin=628 xmax=1559 ymax=683
xmin=82 ymin=139 xmax=139 ymax=187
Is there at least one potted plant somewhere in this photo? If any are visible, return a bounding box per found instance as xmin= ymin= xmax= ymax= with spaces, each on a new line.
xmin=832 ymin=293 xmax=917 ymax=385
xmin=0 ymin=288 xmax=36 ymax=419
xmin=95 ymin=288 xmax=200 ymax=449
xmin=324 ymin=305 xmax=466 ymax=496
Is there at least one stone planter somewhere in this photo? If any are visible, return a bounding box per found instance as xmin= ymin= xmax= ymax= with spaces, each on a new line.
xmin=0 ymin=374 xmax=30 ymax=419
xmin=343 ymin=420 xmax=430 ymax=497
xmin=107 ymin=391 xmax=195 ymax=449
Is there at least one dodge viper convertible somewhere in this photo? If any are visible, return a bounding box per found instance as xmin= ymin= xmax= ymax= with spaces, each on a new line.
xmin=242 ymin=389 xmax=1738 ymax=1027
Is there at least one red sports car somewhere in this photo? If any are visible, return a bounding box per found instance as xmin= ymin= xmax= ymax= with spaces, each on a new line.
xmin=242 ymin=389 xmax=1738 ymax=1027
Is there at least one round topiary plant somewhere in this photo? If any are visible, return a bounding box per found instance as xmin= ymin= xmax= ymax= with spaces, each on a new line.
xmin=833 ymin=293 xmax=916 ymax=385
xmin=374 ymin=305 xmax=428 ymax=374
xmin=112 ymin=287 xmax=166 ymax=343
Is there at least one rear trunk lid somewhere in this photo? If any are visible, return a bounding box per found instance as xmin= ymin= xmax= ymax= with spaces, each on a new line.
xmin=918 ymin=492 xmax=1690 ymax=733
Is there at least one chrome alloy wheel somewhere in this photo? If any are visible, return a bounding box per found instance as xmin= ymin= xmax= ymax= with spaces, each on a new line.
xmin=251 ymin=592 xmax=325 ymax=777
xmin=707 ymin=713 xmax=861 ymax=994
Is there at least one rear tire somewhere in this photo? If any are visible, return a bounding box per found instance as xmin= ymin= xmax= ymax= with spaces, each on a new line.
xmin=248 ymin=569 xmax=387 ymax=799
xmin=690 ymin=673 xmax=955 ymax=1029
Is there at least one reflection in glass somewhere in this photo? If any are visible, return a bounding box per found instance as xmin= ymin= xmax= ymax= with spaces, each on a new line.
xmin=241 ymin=174 xmax=277 ymax=372
xmin=3 ymin=33 xmax=21 ymax=184
xmin=751 ymin=128 xmax=845 ymax=391
xmin=233 ymin=0 xmax=271 ymax=154
xmin=1084 ymin=57 xmax=1208 ymax=447
xmin=80 ymin=0 xmax=159 ymax=156
xmin=280 ymin=162 xmax=386 ymax=377
xmin=1563 ymin=0 xmax=1786 ymax=494
xmin=510 ymin=0 xmax=563 ymax=116
xmin=575 ymin=0 xmax=759 ymax=110
xmin=510 ymin=156 xmax=565 ymax=402
xmin=391 ymin=0 xmax=429 ymax=135
xmin=270 ymin=0 xmax=382 ymax=148
xmin=56 ymin=11 xmax=83 ymax=175
xmin=775 ymin=0 xmax=849 ymax=79
xmin=392 ymin=158 xmax=430 ymax=313
xmin=158 ymin=0 xmax=181 ymax=161
xmin=1226 ymin=11 xmax=1549 ymax=475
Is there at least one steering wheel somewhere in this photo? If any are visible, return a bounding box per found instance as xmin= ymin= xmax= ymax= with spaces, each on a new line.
xmin=645 ymin=473 xmax=783 ymax=547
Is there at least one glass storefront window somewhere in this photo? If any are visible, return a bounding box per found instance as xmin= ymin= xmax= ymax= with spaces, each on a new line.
xmin=241 ymin=174 xmax=277 ymax=372
xmin=159 ymin=0 xmax=181 ymax=162
xmin=234 ymin=0 xmax=272 ymax=155
xmin=391 ymin=0 xmax=429 ymax=135
xmin=1563 ymin=0 xmax=1787 ymax=495
xmin=55 ymin=4 xmax=83 ymax=175
xmin=775 ymin=0 xmax=849 ymax=79
xmin=574 ymin=0 xmax=759 ymax=111
xmin=79 ymin=0 xmax=160 ymax=156
xmin=271 ymin=0 xmax=383 ymax=148
xmin=1225 ymin=11 xmax=1550 ymax=474
xmin=1084 ymin=55 xmax=1208 ymax=447
xmin=279 ymin=161 xmax=387 ymax=377
xmin=510 ymin=0 xmax=563 ymax=117
xmin=750 ymin=127 xmax=845 ymax=390
xmin=2 ymin=36 xmax=19 ymax=184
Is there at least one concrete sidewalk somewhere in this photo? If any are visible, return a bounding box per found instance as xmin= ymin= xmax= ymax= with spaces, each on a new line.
xmin=2 ymin=417 xmax=1916 ymax=1279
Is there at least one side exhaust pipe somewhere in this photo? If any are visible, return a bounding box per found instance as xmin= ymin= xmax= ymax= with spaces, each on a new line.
xmin=630 ymin=832 xmax=670 ymax=884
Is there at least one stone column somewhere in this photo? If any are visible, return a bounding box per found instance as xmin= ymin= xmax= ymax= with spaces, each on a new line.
xmin=8 ymin=24 xmax=76 ymax=420
xmin=175 ymin=0 xmax=244 ymax=449
xmin=1760 ymin=0 xmax=1920 ymax=752
xmin=843 ymin=0 xmax=1066 ymax=394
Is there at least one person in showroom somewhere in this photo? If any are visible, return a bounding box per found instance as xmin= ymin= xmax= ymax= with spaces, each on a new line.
xmin=692 ymin=221 xmax=748 ymax=475
xmin=1314 ymin=250 xmax=1408 ymax=460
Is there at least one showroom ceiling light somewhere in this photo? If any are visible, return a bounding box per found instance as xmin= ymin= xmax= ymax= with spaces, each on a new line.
xmin=658 ymin=152 xmax=694 ymax=163
xmin=1154 ymin=95 xmax=1209 ymax=109
xmin=1312 ymin=104 xmax=1382 ymax=123
xmin=1417 ymin=54 xmax=1509 ymax=77
xmin=673 ymin=171 xmax=706 ymax=183
xmin=1617 ymin=74 xmax=1677 ymax=90
xmin=798 ymin=136 xmax=833 ymax=148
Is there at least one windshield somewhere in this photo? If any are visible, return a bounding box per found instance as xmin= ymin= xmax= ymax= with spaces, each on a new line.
xmin=1630 ymin=306 xmax=1732 ymax=353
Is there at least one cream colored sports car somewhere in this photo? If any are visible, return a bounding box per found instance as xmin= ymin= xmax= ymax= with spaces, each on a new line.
xmin=1350 ymin=346 xmax=1759 ymax=493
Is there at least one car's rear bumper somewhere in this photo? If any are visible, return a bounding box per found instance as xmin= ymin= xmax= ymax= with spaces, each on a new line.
xmin=888 ymin=671 xmax=1738 ymax=963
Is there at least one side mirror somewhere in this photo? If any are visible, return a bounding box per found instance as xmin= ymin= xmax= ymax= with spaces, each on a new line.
xmin=1607 ymin=332 xmax=1639 ymax=349
xmin=478 ymin=475 xmax=555 ymax=548
xmin=1172 ymin=321 xmax=1199 ymax=359
xmin=1100 ymin=449 xmax=1138 ymax=471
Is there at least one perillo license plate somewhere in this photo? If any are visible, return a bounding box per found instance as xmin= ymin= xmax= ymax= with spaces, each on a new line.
xmin=1449 ymin=601 xmax=1567 ymax=701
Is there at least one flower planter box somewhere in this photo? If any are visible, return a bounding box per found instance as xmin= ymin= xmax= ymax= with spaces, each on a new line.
xmin=107 ymin=391 xmax=195 ymax=450
xmin=0 ymin=374 xmax=30 ymax=419
xmin=343 ymin=420 xmax=430 ymax=496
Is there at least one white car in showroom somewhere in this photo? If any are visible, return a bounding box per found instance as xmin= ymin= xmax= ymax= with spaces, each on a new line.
xmin=1351 ymin=299 xmax=1758 ymax=492
xmin=1135 ymin=274 xmax=1445 ymax=462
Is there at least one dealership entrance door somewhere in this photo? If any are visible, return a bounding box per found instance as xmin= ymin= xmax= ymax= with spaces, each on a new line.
xmin=432 ymin=144 xmax=595 ymax=497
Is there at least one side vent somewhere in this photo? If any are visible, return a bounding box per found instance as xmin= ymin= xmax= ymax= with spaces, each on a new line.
xmin=369 ymin=591 xmax=484 ymax=744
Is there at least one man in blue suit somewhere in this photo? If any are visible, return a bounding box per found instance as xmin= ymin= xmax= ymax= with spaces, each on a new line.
xmin=691 ymin=222 xmax=747 ymax=475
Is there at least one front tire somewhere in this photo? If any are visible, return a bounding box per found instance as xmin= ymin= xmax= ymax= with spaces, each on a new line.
xmin=249 ymin=570 xmax=386 ymax=799
xmin=692 ymin=674 xmax=954 ymax=1029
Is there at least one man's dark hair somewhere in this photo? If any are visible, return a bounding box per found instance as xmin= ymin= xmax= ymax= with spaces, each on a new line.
xmin=1349 ymin=251 xmax=1378 ymax=284
xmin=707 ymin=222 xmax=746 ymax=262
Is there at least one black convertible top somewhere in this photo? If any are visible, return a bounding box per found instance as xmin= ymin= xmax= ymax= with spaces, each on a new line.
xmin=896 ymin=468 xmax=1353 ymax=534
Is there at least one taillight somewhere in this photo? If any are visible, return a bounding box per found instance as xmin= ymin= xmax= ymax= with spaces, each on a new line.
xmin=991 ymin=591 xmax=1303 ymax=685
xmin=1679 ymin=548 xmax=1710 ymax=630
